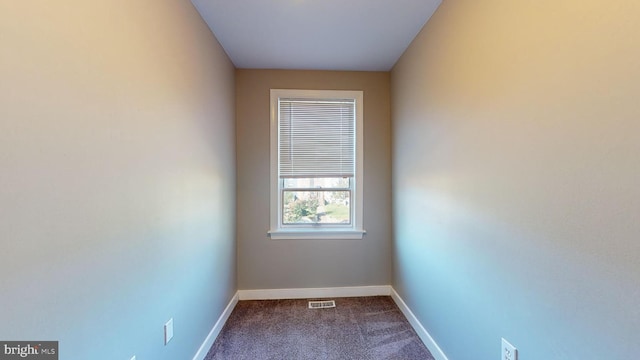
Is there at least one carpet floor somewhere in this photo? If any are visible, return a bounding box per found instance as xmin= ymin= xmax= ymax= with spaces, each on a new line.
xmin=204 ymin=296 xmax=434 ymax=360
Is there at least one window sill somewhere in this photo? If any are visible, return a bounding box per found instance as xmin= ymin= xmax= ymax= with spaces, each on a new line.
xmin=268 ymin=229 xmax=366 ymax=240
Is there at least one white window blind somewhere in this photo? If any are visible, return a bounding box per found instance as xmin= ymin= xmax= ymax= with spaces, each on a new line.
xmin=278 ymin=98 xmax=356 ymax=178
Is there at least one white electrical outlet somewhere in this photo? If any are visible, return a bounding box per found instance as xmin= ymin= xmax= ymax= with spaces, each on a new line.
xmin=164 ymin=318 xmax=174 ymax=345
xmin=502 ymin=338 xmax=517 ymax=360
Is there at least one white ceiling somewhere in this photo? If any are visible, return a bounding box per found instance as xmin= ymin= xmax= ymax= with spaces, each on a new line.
xmin=192 ymin=0 xmax=442 ymax=71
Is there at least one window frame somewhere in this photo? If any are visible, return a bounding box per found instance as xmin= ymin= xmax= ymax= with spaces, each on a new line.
xmin=268 ymin=89 xmax=365 ymax=240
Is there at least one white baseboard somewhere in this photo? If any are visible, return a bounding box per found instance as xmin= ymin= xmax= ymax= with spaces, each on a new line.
xmin=238 ymin=285 xmax=392 ymax=300
xmin=390 ymin=288 xmax=449 ymax=360
xmin=192 ymin=292 xmax=239 ymax=360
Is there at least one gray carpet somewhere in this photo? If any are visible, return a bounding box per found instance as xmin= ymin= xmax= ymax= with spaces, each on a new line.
xmin=204 ymin=296 xmax=434 ymax=360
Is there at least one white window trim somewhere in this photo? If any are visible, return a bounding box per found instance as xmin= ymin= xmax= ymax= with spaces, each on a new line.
xmin=268 ymin=89 xmax=365 ymax=240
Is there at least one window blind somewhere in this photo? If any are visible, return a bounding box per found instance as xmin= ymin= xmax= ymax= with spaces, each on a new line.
xmin=279 ymin=98 xmax=356 ymax=178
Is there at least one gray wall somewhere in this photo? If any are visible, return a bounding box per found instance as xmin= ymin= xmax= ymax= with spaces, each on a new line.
xmin=0 ymin=1 xmax=236 ymax=359
xmin=236 ymin=70 xmax=391 ymax=290
xmin=391 ymin=1 xmax=640 ymax=359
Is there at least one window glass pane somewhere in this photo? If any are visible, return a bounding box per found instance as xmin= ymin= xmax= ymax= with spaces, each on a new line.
xmin=283 ymin=177 xmax=349 ymax=189
xmin=283 ymin=191 xmax=350 ymax=224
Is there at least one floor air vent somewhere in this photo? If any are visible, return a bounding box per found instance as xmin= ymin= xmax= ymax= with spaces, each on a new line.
xmin=308 ymin=300 xmax=336 ymax=309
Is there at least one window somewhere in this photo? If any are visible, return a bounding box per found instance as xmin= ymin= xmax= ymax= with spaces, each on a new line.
xmin=269 ymin=89 xmax=365 ymax=239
